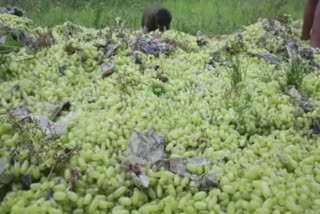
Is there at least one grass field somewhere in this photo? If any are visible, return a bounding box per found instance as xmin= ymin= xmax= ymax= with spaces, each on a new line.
xmin=0 ymin=0 xmax=305 ymax=35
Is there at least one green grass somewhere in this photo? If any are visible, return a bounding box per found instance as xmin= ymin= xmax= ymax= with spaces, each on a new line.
xmin=226 ymin=56 xmax=247 ymax=90
xmin=0 ymin=0 xmax=304 ymax=35
xmin=277 ymin=56 xmax=308 ymax=93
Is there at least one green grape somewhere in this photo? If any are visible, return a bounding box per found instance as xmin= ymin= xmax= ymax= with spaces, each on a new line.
xmin=53 ymin=191 xmax=67 ymax=201
xmin=194 ymin=201 xmax=207 ymax=210
xmin=118 ymin=197 xmax=132 ymax=207
xmin=67 ymin=191 xmax=79 ymax=202
xmin=193 ymin=192 xmax=207 ymax=201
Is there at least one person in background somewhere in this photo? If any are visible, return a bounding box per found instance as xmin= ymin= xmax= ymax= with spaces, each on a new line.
xmin=301 ymin=0 xmax=320 ymax=48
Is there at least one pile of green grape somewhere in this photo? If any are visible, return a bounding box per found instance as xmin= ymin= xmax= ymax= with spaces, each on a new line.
xmin=1 ymin=14 xmax=320 ymax=214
